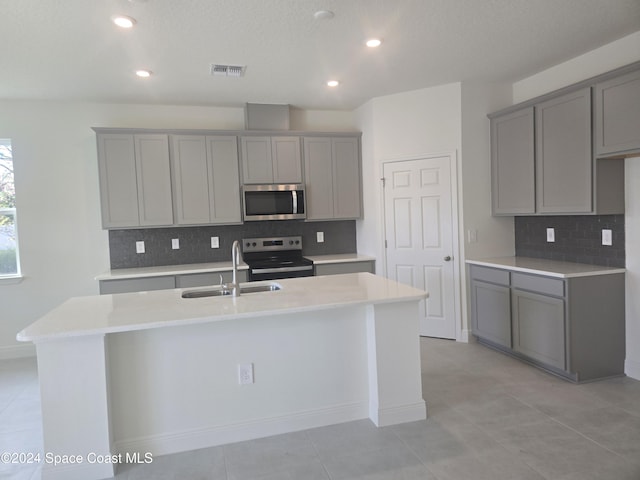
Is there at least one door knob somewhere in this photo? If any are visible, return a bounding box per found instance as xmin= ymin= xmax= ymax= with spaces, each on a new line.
xmin=444 ymin=256 xmax=452 ymax=261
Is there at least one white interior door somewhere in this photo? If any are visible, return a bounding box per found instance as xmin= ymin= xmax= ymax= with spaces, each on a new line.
xmin=383 ymin=155 xmax=457 ymax=339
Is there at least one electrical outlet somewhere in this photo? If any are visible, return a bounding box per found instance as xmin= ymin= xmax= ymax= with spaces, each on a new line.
xmin=172 ymin=238 xmax=180 ymax=250
xmin=211 ymin=236 xmax=219 ymax=249
xmin=317 ymin=231 xmax=324 ymax=243
xmin=602 ymin=229 xmax=613 ymax=246
xmin=238 ymin=363 xmax=254 ymax=385
xmin=546 ymin=228 xmax=555 ymax=243
xmin=135 ymin=241 xmax=145 ymax=254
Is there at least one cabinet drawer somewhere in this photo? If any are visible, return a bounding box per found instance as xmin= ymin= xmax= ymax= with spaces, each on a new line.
xmin=469 ymin=265 xmax=509 ymax=286
xmin=99 ymin=276 xmax=175 ymax=294
xmin=175 ymin=271 xmax=247 ymax=288
xmin=511 ymin=272 xmax=564 ymax=297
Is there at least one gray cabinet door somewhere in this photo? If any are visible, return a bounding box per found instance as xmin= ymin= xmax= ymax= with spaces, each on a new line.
xmin=304 ymin=137 xmax=334 ymax=219
xmin=97 ymin=134 xmax=139 ymax=228
xmin=535 ymin=88 xmax=592 ymax=214
xmin=471 ymin=280 xmax=511 ymax=348
xmin=241 ymin=136 xmax=273 ymax=183
xmin=595 ymin=69 xmax=640 ymax=157
xmin=134 ymin=134 xmax=173 ymax=226
xmin=206 ymin=136 xmax=242 ymax=224
xmin=172 ymin=135 xmax=211 ymax=225
xmin=97 ymin=133 xmax=172 ymax=228
xmin=512 ymin=289 xmax=566 ymax=370
xmin=304 ymin=136 xmax=362 ymax=220
xmin=491 ymin=107 xmax=535 ymax=215
xmin=271 ymin=136 xmax=302 ymax=184
xmin=333 ymin=137 xmax=362 ymax=219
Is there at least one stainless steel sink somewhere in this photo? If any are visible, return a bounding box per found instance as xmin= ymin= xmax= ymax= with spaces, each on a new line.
xmin=182 ymin=283 xmax=281 ymax=299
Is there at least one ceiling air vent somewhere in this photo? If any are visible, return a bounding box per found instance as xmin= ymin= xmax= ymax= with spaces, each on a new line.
xmin=210 ymin=64 xmax=246 ymax=77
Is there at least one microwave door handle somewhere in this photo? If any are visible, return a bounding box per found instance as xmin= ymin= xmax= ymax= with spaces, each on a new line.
xmin=292 ymin=190 xmax=298 ymax=214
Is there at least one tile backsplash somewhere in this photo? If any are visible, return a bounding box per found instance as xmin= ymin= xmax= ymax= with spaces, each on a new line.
xmin=515 ymin=215 xmax=624 ymax=267
xmin=109 ymin=220 xmax=357 ymax=269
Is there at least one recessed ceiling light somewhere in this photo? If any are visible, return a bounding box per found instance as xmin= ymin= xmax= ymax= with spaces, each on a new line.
xmin=314 ymin=10 xmax=335 ymax=20
xmin=111 ymin=15 xmax=136 ymax=28
xmin=327 ymin=80 xmax=339 ymax=87
xmin=366 ymin=39 xmax=382 ymax=48
xmin=135 ymin=70 xmax=152 ymax=78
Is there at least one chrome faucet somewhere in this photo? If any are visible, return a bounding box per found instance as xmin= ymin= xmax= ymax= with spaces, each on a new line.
xmin=230 ymin=240 xmax=242 ymax=297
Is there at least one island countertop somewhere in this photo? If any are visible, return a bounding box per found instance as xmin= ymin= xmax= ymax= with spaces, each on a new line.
xmin=466 ymin=256 xmax=625 ymax=278
xmin=18 ymin=273 xmax=427 ymax=342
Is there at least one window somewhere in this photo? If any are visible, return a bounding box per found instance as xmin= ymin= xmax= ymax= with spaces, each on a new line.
xmin=0 ymin=139 xmax=20 ymax=278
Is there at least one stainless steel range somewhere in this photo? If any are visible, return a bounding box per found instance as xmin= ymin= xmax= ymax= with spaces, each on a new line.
xmin=242 ymin=236 xmax=314 ymax=281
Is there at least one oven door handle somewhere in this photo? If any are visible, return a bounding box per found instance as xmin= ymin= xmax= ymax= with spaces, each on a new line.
xmin=251 ymin=265 xmax=313 ymax=274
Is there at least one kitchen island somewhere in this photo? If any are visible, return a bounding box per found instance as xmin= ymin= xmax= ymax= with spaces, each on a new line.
xmin=18 ymin=273 xmax=427 ymax=480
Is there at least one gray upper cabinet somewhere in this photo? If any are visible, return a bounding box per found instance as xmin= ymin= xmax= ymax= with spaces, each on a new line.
xmin=535 ymin=88 xmax=592 ymax=214
xmin=240 ymin=136 xmax=302 ymax=184
xmin=97 ymin=133 xmax=173 ymax=228
xmin=303 ymin=136 xmax=362 ymax=220
xmin=595 ymin=69 xmax=640 ymax=157
xmin=491 ymin=107 xmax=535 ymax=215
xmin=171 ymin=135 xmax=241 ymax=225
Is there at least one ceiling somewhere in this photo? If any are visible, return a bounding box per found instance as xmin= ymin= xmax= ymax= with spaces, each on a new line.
xmin=2 ymin=0 xmax=640 ymax=110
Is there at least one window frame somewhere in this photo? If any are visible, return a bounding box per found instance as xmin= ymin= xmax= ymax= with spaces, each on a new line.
xmin=0 ymin=139 xmax=22 ymax=283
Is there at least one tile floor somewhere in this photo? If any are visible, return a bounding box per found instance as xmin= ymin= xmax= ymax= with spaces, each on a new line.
xmin=2 ymin=337 xmax=640 ymax=480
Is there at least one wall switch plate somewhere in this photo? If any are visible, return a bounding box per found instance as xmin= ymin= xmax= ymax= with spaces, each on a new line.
xmin=238 ymin=363 xmax=254 ymax=385
xmin=317 ymin=231 xmax=324 ymax=243
xmin=546 ymin=228 xmax=555 ymax=243
xmin=467 ymin=229 xmax=478 ymax=243
xmin=135 ymin=241 xmax=145 ymax=254
xmin=171 ymin=238 xmax=180 ymax=250
xmin=211 ymin=236 xmax=219 ymax=249
xmin=602 ymin=229 xmax=613 ymax=246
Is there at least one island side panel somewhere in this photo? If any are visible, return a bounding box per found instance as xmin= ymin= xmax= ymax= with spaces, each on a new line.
xmin=107 ymin=307 xmax=371 ymax=456
xmin=366 ymin=301 xmax=427 ymax=426
xmin=36 ymin=335 xmax=114 ymax=480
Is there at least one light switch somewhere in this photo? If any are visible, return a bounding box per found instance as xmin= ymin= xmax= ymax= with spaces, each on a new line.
xmin=317 ymin=231 xmax=324 ymax=243
xmin=546 ymin=228 xmax=555 ymax=243
xmin=467 ymin=229 xmax=478 ymax=243
xmin=172 ymin=238 xmax=180 ymax=250
xmin=211 ymin=236 xmax=220 ymax=249
xmin=602 ymin=229 xmax=613 ymax=246
xmin=136 ymin=241 xmax=145 ymax=254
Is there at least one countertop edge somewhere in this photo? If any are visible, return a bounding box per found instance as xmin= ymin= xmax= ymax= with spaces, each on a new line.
xmin=466 ymin=258 xmax=626 ymax=278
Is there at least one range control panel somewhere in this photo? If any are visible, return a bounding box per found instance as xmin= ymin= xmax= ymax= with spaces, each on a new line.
xmin=242 ymin=236 xmax=303 ymax=253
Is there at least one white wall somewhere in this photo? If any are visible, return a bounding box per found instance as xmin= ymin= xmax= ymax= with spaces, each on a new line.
xmin=0 ymin=101 xmax=356 ymax=358
xmin=511 ymin=31 xmax=640 ymax=379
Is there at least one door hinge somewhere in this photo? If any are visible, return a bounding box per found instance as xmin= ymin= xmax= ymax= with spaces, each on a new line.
xmin=381 ymin=177 xmax=386 ymax=188
xmin=384 ymin=239 xmax=388 ymax=248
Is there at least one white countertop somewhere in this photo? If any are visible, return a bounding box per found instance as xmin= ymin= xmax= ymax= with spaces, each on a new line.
xmin=18 ymin=273 xmax=426 ymax=342
xmin=95 ymin=254 xmax=375 ymax=281
xmin=466 ymin=256 xmax=625 ymax=278
xmin=304 ymin=253 xmax=376 ymax=264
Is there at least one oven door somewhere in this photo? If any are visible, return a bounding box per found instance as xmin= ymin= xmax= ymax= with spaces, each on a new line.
xmin=248 ymin=265 xmax=314 ymax=281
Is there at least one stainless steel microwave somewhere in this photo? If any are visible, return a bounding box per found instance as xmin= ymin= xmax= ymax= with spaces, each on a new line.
xmin=242 ymin=184 xmax=306 ymax=221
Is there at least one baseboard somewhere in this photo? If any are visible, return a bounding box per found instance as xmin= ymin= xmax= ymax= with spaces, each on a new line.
xmin=115 ymin=401 xmax=368 ymax=457
xmin=370 ymin=401 xmax=427 ymax=427
xmin=0 ymin=343 xmax=35 ymax=360
xmin=457 ymin=329 xmax=471 ymax=343
xmin=625 ymin=358 xmax=640 ymax=380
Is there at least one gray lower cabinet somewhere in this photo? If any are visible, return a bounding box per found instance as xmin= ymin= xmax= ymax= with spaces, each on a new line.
xmin=171 ymin=135 xmax=242 ymax=225
xmin=303 ymin=136 xmax=362 ymax=220
xmin=99 ymin=276 xmax=176 ymax=295
xmin=595 ymin=69 xmax=640 ymax=157
xmin=97 ymin=133 xmax=174 ymax=228
xmin=99 ymin=270 xmax=248 ymax=294
xmin=511 ymin=289 xmax=565 ymax=370
xmin=240 ymin=136 xmax=302 ymax=184
xmin=314 ymin=260 xmax=374 ymax=276
xmin=469 ymin=264 xmax=625 ymax=382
